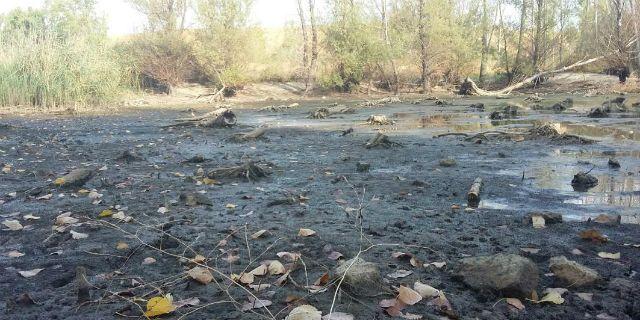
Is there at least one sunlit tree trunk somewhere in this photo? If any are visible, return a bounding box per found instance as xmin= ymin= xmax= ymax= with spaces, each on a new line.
xmin=479 ymin=0 xmax=489 ymax=85
xmin=514 ymin=0 xmax=527 ymax=76
xmin=305 ymin=0 xmax=318 ymax=94
xmin=532 ymin=0 xmax=543 ymax=72
xmin=380 ymin=0 xmax=399 ymax=94
xmin=418 ymin=0 xmax=429 ymax=93
xmin=297 ymin=0 xmax=309 ymax=91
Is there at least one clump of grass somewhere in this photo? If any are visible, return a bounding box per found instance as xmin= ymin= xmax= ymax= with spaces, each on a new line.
xmin=0 ymin=5 xmax=131 ymax=109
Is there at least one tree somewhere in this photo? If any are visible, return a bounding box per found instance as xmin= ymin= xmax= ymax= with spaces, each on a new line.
xmin=514 ymin=0 xmax=528 ymax=76
xmin=306 ymin=0 xmax=319 ymax=94
xmin=479 ymin=0 xmax=490 ymax=85
xmin=417 ymin=0 xmax=429 ymax=92
xmin=128 ymin=0 xmax=188 ymax=32
xmin=296 ymin=0 xmax=309 ymax=90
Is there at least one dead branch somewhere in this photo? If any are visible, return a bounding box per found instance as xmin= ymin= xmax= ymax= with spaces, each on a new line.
xmin=460 ymin=56 xmax=604 ymax=96
xmin=467 ymin=178 xmax=483 ymax=208
xmin=229 ymin=127 xmax=268 ymax=143
xmin=365 ymin=132 xmax=400 ymax=149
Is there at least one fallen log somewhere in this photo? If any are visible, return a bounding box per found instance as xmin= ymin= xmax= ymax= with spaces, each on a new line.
xmin=230 ymin=127 xmax=268 ymax=142
xmin=309 ymin=105 xmax=355 ymax=119
xmin=54 ymin=168 xmax=94 ymax=188
xmin=365 ymin=132 xmax=400 ymax=149
xmin=467 ymin=178 xmax=482 ymax=207
xmin=165 ymin=108 xmax=237 ymax=128
xmin=460 ymin=56 xmax=604 ymax=96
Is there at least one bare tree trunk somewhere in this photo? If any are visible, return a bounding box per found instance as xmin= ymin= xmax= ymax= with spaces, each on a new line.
xmin=479 ymin=0 xmax=489 ymax=85
xmin=612 ymin=0 xmax=624 ymax=58
xmin=297 ymin=0 xmax=309 ymax=91
xmin=305 ymin=0 xmax=318 ymax=95
xmin=514 ymin=0 xmax=527 ymax=75
xmin=380 ymin=0 xmax=400 ymax=95
xmin=532 ymin=0 xmax=543 ymax=72
xmin=498 ymin=0 xmax=510 ymax=81
xmin=634 ymin=0 xmax=640 ymax=73
xmin=418 ymin=0 xmax=429 ymax=93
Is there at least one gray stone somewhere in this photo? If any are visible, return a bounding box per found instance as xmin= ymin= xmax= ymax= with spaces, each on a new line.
xmin=549 ymin=256 xmax=600 ymax=287
xmin=335 ymin=257 xmax=388 ymax=297
xmin=453 ymin=254 xmax=539 ymax=298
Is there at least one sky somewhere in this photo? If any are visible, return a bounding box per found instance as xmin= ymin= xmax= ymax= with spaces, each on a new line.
xmin=0 ymin=0 xmax=304 ymax=35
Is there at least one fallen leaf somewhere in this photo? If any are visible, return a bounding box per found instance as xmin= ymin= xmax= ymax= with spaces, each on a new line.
xmin=535 ymin=291 xmax=564 ymax=304
xmin=55 ymin=212 xmax=78 ymax=225
xmin=579 ymin=229 xmax=608 ymax=242
xmin=18 ymin=268 xmax=44 ymax=278
xmin=7 ymin=250 xmax=25 ymax=258
xmin=98 ymin=209 xmax=113 ymax=218
xmin=327 ymin=251 xmax=344 ymax=260
xmin=424 ymin=261 xmax=446 ymax=268
xmin=36 ymin=193 xmax=53 ymax=200
xmin=388 ymin=270 xmax=413 ymax=279
xmin=575 ymin=292 xmax=593 ymax=302
xmin=429 ymin=291 xmax=454 ymax=312
xmin=251 ymin=229 xmax=268 ymax=239
xmin=249 ymin=284 xmax=271 ymax=292
xmin=53 ymin=178 xmax=65 ymax=186
xmin=145 ymin=294 xmax=176 ymax=317
xmin=187 ymin=267 xmax=213 ymax=284
xmin=157 ymin=207 xmax=168 ymax=214
xmin=532 ymin=215 xmax=545 ymax=229
xmin=413 ymin=281 xmax=439 ymax=298
xmin=275 ymin=271 xmax=290 ymax=286
xmin=116 ymin=241 xmax=129 ymax=250
xmin=241 ymin=298 xmax=272 ymax=312
xmin=397 ymin=285 xmax=422 ymax=305
xmin=314 ymin=273 xmax=330 ymax=286
xmin=571 ymin=248 xmax=584 ymax=255
xmin=225 ymin=203 xmax=236 ymax=209
xmin=298 ymin=228 xmax=316 ymax=237
xmin=506 ymin=298 xmax=525 ymax=310
xmin=112 ymin=211 xmax=132 ymax=222
xmin=322 ymin=312 xmax=354 ymax=320
xmin=23 ymin=214 xmax=40 ymax=221
xmin=70 ymin=230 xmax=88 ymax=240
xmin=268 ymin=260 xmax=286 ymax=275
xmin=142 ymin=257 xmax=156 ymax=265
xmin=520 ymin=248 xmax=540 ymax=254
xmin=285 ymin=304 xmax=321 ymax=320
xmin=597 ymin=252 xmax=620 ymax=260
xmin=173 ymin=297 xmax=200 ymax=308
xmin=191 ymin=254 xmax=206 ymax=263
xmin=593 ymin=214 xmax=619 ymax=224
xmin=2 ymin=219 xmax=23 ymax=231
xmin=277 ymin=251 xmax=301 ymax=261
xmin=237 ymin=272 xmax=255 ymax=284
xmin=249 ymin=264 xmax=268 ymax=276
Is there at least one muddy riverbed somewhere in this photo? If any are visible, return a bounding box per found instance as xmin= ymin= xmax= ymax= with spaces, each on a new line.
xmin=1 ymin=94 xmax=639 ymax=319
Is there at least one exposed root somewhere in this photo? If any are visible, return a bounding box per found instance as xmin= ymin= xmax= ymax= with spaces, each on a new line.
xmin=207 ymin=162 xmax=271 ymax=181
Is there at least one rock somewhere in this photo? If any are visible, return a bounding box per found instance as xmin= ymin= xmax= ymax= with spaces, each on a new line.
xmin=524 ymin=212 xmax=563 ymax=225
xmin=608 ymin=158 xmax=621 ymax=169
xmin=54 ymin=168 xmax=94 ymax=188
xmin=452 ymin=254 xmax=539 ymax=298
xmin=439 ymin=158 xmax=457 ymax=167
xmin=356 ymin=162 xmax=370 ymax=172
xmin=571 ymin=172 xmax=598 ymax=191
xmin=335 ymin=257 xmax=388 ymax=297
xmin=185 ymin=155 xmax=206 ymax=163
xmin=549 ymin=256 xmax=600 ymax=287
xmin=115 ymin=150 xmax=143 ymax=163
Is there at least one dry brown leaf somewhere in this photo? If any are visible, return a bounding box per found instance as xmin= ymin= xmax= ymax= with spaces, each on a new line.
xmin=327 ymin=251 xmax=344 ymax=260
xmin=142 ymin=257 xmax=156 ymax=265
xmin=7 ymin=250 xmax=25 ymax=258
xmin=116 ymin=241 xmax=129 ymax=250
xmin=285 ymin=304 xmax=322 ymax=320
xmin=191 ymin=254 xmax=206 ymax=263
xmin=597 ymin=252 xmax=620 ymax=260
xmin=424 ymin=261 xmax=446 ymax=269
xmin=413 ymin=281 xmax=439 ymax=298
xmin=275 ymin=271 xmax=290 ymax=286
xmin=249 ymin=284 xmax=271 ymax=292
xmin=23 ymin=214 xmax=40 ymax=220
xmin=576 ymin=292 xmax=593 ymax=302
xmin=388 ymin=269 xmax=413 ymax=279
xmin=249 ymin=264 xmax=268 ymax=276
xmin=268 ymin=260 xmax=286 ymax=275
xmin=55 ymin=212 xmax=78 ymax=225
xmin=251 ymin=229 xmax=268 ymax=239
xmin=70 ymin=230 xmax=88 ymax=240
xmin=241 ymin=298 xmax=272 ymax=312
xmin=322 ymin=312 xmax=354 ymax=320
xmin=277 ymin=251 xmax=301 ymax=262
xmin=506 ymin=298 xmax=525 ymax=310
xmin=535 ymin=291 xmax=565 ymax=304
xmin=239 ymin=272 xmax=255 ymax=284
xmin=18 ymin=268 xmax=44 ymax=278
xmin=187 ymin=267 xmax=213 ymax=284
xmin=532 ymin=215 xmax=545 ymax=229
xmin=314 ymin=273 xmax=330 ymax=286
xmin=520 ymin=248 xmax=541 ymax=254
xmin=298 ymin=228 xmax=316 ymax=237
xmin=397 ymin=285 xmax=422 ymax=306
xmin=2 ymin=219 xmax=23 ymax=231
xmin=579 ymin=229 xmax=608 ymax=242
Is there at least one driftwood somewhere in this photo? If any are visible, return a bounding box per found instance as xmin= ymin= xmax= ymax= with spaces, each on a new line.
xmin=467 ymin=178 xmax=483 ymax=207
xmin=166 ymin=108 xmax=237 ymax=128
xmin=309 ymin=105 xmax=355 ymax=119
xmin=54 ymin=168 xmax=94 ymax=188
xmin=230 ymin=127 xmax=268 ymax=142
xmin=365 ymin=132 xmax=400 ymax=149
xmin=460 ymin=56 xmax=604 ymax=96
xmin=207 ymin=162 xmax=271 ymax=181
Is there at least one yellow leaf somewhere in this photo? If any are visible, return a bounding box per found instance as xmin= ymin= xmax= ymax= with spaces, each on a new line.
xmin=298 ymin=228 xmax=316 ymax=237
xmin=535 ymin=291 xmax=564 ymax=304
xmin=54 ymin=178 xmax=66 ymax=186
xmin=99 ymin=209 xmax=113 ymax=218
xmin=145 ymin=294 xmax=176 ymax=317
xmin=202 ymin=178 xmax=217 ymax=185
xmin=225 ymin=203 xmax=236 ymax=209
xmin=597 ymin=252 xmax=620 ymax=260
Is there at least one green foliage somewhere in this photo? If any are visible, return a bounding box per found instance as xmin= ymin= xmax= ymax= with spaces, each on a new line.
xmin=0 ymin=0 xmax=129 ymax=108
